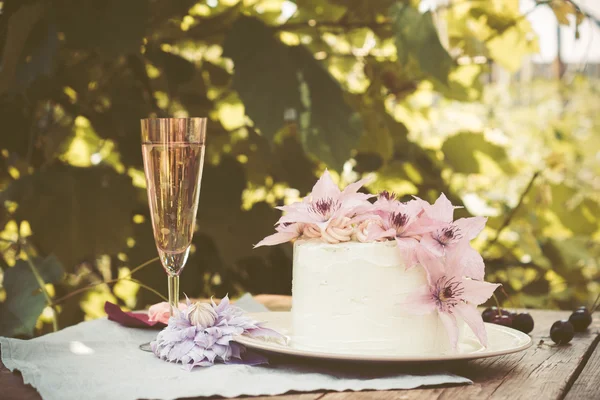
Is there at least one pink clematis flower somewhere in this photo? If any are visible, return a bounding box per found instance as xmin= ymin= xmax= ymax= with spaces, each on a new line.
xmin=366 ymin=194 xmax=436 ymax=268
xmin=404 ymin=243 xmax=500 ymax=351
xmin=416 ymin=193 xmax=487 ymax=280
xmin=256 ymin=170 xmax=373 ymax=246
xmin=254 ymin=222 xmax=304 ymax=248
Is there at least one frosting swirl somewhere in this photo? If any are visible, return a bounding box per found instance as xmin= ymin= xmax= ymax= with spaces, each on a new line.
xmin=321 ymin=217 xmax=353 ymax=244
xmin=303 ymin=224 xmax=321 ymax=239
xmin=353 ymin=219 xmax=384 ymax=243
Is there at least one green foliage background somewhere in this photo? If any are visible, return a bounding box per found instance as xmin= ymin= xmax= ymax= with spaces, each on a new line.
xmin=0 ymin=0 xmax=599 ymax=336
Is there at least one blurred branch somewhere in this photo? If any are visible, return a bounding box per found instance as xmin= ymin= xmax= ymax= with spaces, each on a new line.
xmin=22 ymin=248 xmax=59 ymax=332
xmin=130 ymin=278 xmax=168 ymax=302
xmin=483 ymin=1 xmax=551 ymax=44
xmin=52 ymin=256 xmax=161 ymax=306
xmin=483 ymin=171 xmax=541 ymax=255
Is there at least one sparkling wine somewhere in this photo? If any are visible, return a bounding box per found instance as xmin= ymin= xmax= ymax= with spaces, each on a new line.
xmin=142 ymin=142 xmax=205 ymax=275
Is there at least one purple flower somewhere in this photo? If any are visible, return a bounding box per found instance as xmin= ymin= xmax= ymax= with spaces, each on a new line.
xmin=151 ymin=296 xmax=284 ymax=370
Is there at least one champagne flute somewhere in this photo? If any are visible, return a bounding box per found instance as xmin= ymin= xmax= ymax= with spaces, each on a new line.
xmin=139 ymin=118 xmax=207 ymax=351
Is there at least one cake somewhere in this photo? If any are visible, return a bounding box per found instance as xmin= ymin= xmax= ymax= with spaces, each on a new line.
xmin=292 ymin=240 xmax=456 ymax=354
xmin=255 ymin=170 xmax=499 ymax=355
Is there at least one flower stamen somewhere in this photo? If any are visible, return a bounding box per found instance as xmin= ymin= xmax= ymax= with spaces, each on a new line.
xmin=308 ymin=197 xmax=340 ymax=221
xmin=434 ymin=225 xmax=463 ymax=247
xmin=432 ymin=276 xmax=465 ymax=313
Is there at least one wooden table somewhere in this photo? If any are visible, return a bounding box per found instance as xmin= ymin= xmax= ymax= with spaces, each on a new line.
xmin=2 ymin=297 xmax=600 ymax=400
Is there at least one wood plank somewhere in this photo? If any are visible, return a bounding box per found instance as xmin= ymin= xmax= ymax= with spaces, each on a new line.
xmin=320 ymin=310 xmax=600 ymax=400
xmin=237 ymin=394 xmax=324 ymax=400
xmin=564 ymin=325 xmax=600 ymax=400
xmin=0 ymin=351 xmax=42 ymax=400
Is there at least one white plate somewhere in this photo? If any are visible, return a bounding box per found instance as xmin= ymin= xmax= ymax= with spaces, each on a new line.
xmin=234 ymin=312 xmax=532 ymax=362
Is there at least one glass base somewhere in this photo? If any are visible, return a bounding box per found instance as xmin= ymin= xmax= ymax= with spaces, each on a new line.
xmin=139 ymin=342 xmax=153 ymax=352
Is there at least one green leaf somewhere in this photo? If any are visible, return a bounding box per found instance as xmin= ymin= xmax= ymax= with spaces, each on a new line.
xmin=55 ymin=0 xmax=148 ymax=57
xmin=0 ymin=2 xmax=46 ymax=94
xmin=391 ymin=5 xmax=454 ymax=84
xmin=1 ymin=165 xmax=138 ymax=270
xmin=441 ymin=132 xmax=514 ymax=175
xmin=223 ymin=16 xmax=363 ymax=169
xmin=0 ymin=256 xmax=64 ymax=337
xmin=549 ymin=185 xmax=599 ymax=235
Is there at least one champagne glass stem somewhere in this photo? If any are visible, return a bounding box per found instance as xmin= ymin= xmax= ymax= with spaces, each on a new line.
xmin=168 ymin=275 xmax=180 ymax=315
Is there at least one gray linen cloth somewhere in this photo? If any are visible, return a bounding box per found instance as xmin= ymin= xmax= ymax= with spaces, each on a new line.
xmin=0 ymin=294 xmax=470 ymax=399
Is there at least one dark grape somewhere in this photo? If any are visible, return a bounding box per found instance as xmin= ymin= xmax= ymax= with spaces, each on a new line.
xmin=569 ymin=309 xmax=592 ymax=332
xmin=482 ymin=307 xmax=500 ymax=322
xmin=512 ymin=313 xmax=534 ymax=334
xmin=550 ymin=320 xmax=574 ymax=344
xmin=490 ymin=314 xmax=513 ymax=327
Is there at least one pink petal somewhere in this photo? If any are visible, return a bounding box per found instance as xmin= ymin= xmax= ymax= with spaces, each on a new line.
xmin=460 ymin=278 xmax=500 ymax=305
xmin=444 ymin=239 xmax=472 ymax=278
xmin=278 ymin=211 xmax=320 ymax=226
xmin=439 ymin=311 xmax=459 ymax=351
xmin=423 ymin=193 xmax=455 ymax=223
xmin=342 ymin=175 xmax=373 ymax=194
xmin=254 ymin=230 xmax=299 ymax=247
xmin=415 ymin=245 xmax=445 ymax=284
xmin=310 ymin=169 xmax=341 ymax=200
xmin=366 ymin=224 xmax=396 ymax=241
xmin=148 ymin=302 xmax=187 ymax=324
xmin=401 ymin=285 xmax=436 ymax=315
xmin=455 ymin=303 xmax=488 ymax=347
xmin=404 ymin=199 xmax=425 ymax=219
xmin=453 ymin=217 xmax=487 ymax=240
xmin=404 ymin=216 xmax=443 ymax=236
xmin=418 ymin=233 xmax=445 ymax=257
xmin=461 ymin=245 xmax=485 ymax=280
xmin=395 ymin=237 xmax=420 ymax=269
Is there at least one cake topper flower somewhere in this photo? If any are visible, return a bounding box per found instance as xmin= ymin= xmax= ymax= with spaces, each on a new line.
xmin=403 ymin=243 xmax=500 ymax=350
xmin=151 ymin=296 xmax=284 ymax=369
xmin=365 ymin=193 xmax=437 ymax=268
xmin=415 ymin=193 xmax=487 ymax=280
xmin=255 ymin=170 xmax=373 ymax=246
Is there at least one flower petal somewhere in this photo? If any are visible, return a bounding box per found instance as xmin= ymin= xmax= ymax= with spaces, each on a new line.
xmin=310 ymin=169 xmax=340 ymax=200
xmin=461 ymin=245 xmax=485 ymax=280
xmin=400 ymin=285 xmax=436 ymax=315
xmin=415 ymin=245 xmax=445 ymax=284
xmin=460 ymin=278 xmax=500 ymax=305
xmin=395 ymin=237 xmax=420 ymax=269
xmin=341 ymin=175 xmax=373 ymax=195
xmin=423 ymin=193 xmax=455 ymax=223
xmin=366 ymin=224 xmax=395 ymax=241
xmin=455 ymin=302 xmax=488 ymax=347
xmin=439 ymin=311 xmax=459 ymax=351
xmin=253 ymin=230 xmax=299 ymax=247
xmin=453 ymin=216 xmax=487 ymax=240
xmin=444 ymin=239 xmax=472 ymax=278
xmin=419 ymin=233 xmax=445 ymax=257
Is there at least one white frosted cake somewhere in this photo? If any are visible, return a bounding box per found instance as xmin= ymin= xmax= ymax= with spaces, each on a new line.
xmin=256 ymin=170 xmax=498 ymax=356
xmin=291 ymin=240 xmax=457 ymax=355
